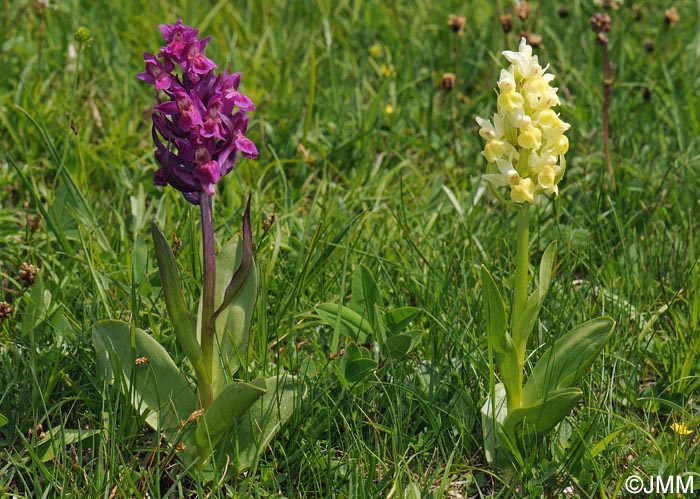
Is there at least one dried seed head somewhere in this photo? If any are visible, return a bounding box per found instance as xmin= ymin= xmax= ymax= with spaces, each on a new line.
xmin=590 ymin=13 xmax=613 ymax=33
xmin=642 ymin=87 xmax=651 ymax=102
xmin=521 ymin=31 xmax=543 ymax=48
xmin=558 ymin=6 xmax=571 ymax=18
xmin=0 ymin=301 xmax=12 ymax=321
xmin=593 ymin=0 xmax=624 ymax=9
xmin=441 ymin=72 xmax=456 ymax=92
xmin=631 ymin=3 xmax=644 ymax=20
xmin=514 ymin=2 xmax=532 ymax=20
xmin=19 ymin=263 xmax=38 ymax=288
xmin=262 ymin=213 xmax=277 ymax=232
xmin=500 ymin=14 xmax=514 ymax=33
xmin=28 ymin=214 xmax=42 ymax=232
xmin=447 ymin=14 xmax=466 ymax=35
xmin=135 ymin=356 xmax=150 ymax=365
xmin=596 ymin=32 xmax=609 ymax=46
xmin=664 ymin=7 xmax=680 ymax=27
xmin=643 ymin=39 xmax=654 ymax=52
xmin=171 ymin=232 xmax=181 ymax=255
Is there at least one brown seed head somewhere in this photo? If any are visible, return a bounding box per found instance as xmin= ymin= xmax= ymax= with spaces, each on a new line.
xmin=558 ymin=6 xmax=571 ymax=18
xmin=19 ymin=263 xmax=38 ymax=288
xmin=593 ymin=0 xmax=624 ymax=9
xmin=590 ymin=13 xmax=612 ymax=33
xmin=447 ymin=14 xmax=466 ymax=35
xmin=514 ymin=2 xmax=532 ymax=20
xmin=631 ymin=3 xmax=644 ymax=20
xmin=262 ymin=213 xmax=277 ymax=232
xmin=500 ymin=14 xmax=514 ymax=33
xmin=0 ymin=301 xmax=12 ymax=321
xmin=643 ymin=39 xmax=654 ymax=52
xmin=521 ymin=31 xmax=543 ymax=48
xmin=664 ymin=7 xmax=680 ymax=27
xmin=441 ymin=72 xmax=456 ymax=92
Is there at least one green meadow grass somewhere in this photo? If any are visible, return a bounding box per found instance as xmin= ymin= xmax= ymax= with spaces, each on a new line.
xmin=1 ymin=0 xmax=699 ymax=497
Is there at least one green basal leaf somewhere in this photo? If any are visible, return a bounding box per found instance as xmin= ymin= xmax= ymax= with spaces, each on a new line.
xmin=204 ymin=200 xmax=258 ymax=396
xmin=232 ymin=374 xmax=304 ymax=472
xmin=382 ymin=307 xmax=420 ymax=336
xmin=513 ymin=242 xmax=556 ymax=358
xmin=317 ymin=303 xmax=374 ymax=343
xmin=349 ymin=265 xmax=382 ymax=332
xmin=214 ymin=196 xmax=254 ymax=319
xmin=503 ymin=387 xmax=582 ymax=446
xmin=522 ymin=317 xmax=615 ymax=407
xmin=382 ymin=330 xmax=422 ymax=360
xmin=34 ymin=426 xmax=101 ymax=463
xmin=481 ymin=266 xmax=509 ymax=355
xmin=339 ymin=343 xmax=377 ymax=386
xmin=537 ymin=242 xmax=556 ymax=303
xmin=92 ymin=320 xmax=197 ymax=432
xmin=195 ymin=378 xmax=266 ymax=453
xmin=481 ymin=383 xmax=508 ymax=466
xmin=151 ymin=219 xmax=205 ymax=383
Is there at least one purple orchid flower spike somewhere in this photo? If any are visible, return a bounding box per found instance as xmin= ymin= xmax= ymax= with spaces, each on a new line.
xmin=138 ymin=19 xmax=257 ymax=205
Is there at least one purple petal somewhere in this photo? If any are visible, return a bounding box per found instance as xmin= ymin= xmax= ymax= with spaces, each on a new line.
xmin=235 ymin=136 xmax=258 ymax=158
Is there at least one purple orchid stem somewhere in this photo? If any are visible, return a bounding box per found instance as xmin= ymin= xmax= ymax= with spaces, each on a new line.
xmin=199 ymin=192 xmax=216 ymax=408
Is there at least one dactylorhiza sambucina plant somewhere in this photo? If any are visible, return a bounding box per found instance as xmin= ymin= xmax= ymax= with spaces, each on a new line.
xmin=476 ymin=38 xmax=615 ymax=468
xmin=92 ymin=19 xmax=302 ymax=477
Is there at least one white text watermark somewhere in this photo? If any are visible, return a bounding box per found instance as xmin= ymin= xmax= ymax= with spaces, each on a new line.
xmin=624 ymin=474 xmax=694 ymax=495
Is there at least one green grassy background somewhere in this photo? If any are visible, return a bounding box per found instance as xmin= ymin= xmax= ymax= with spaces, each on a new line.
xmin=1 ymin=0 xmax=699 ymax=497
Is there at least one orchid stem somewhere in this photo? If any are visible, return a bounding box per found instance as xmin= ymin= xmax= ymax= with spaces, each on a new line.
xmin=508 ymin=203 xmax=530 ymax=411
xmin=602 ymin=42 xmax=615 ymax=189
xmin=199 ymin=193 xmax=216 ymax=409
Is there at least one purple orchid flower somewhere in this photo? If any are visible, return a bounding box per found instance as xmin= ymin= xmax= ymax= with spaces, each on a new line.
xmin=137 ymin=52 xmax=175 ymax=91
xmin=159 ymin=18 xmax=199 ymax=64
xmin=138 ymin=19 xmax=258 ymax=205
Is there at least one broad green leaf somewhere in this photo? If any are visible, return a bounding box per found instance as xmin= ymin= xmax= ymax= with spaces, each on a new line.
xmin=214 ymin=196 xmax=254 ymax=318
xmin=340 ymin=343 xmax=377 ymax=385
xmin=349 ymin=265 xmax=382 ymax=332
xmin=513 ymin=242 xmax=556 ymax=358
xmin=232 ymin=374 xmax=304 ymax=471
xmin=34 ymin=426 xmax=101 ymax=462
xmin=537 ymin=242 xmax=556 ymax=303
xmin=481 ymin=267 xmax=508 ymax=355
xmin=481 ymin=383 xmax=507 ymax=466
xmin=195 ymin=378 xmax=266 ymax=453
xmin=209 ymin=220 xmax=258 ymax=396
xmin=317 ymin=303 xmax=374 ymax=342
xmin=151 ymin=219 xmax=206 ymax=384
xmin=92 ymin=320 xmax=197 ymax=432
xmin=382 ymin=330 xmax=422 ymax=360
xmin=503 ymin=387 xmax=582 ymax=445
xmin=522 ymin=317 xmax=615 ymax=406
xmin=382 ymin=307 xmax=420 ymax=336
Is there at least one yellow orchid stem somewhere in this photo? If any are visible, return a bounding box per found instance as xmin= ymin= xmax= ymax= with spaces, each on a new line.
xmin=509 ymin=202 xmax=530 ymax=411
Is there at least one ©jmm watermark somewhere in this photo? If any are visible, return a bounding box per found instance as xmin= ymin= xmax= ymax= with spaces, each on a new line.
xmin=625 ymin=474 xmax=694 ymax=495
